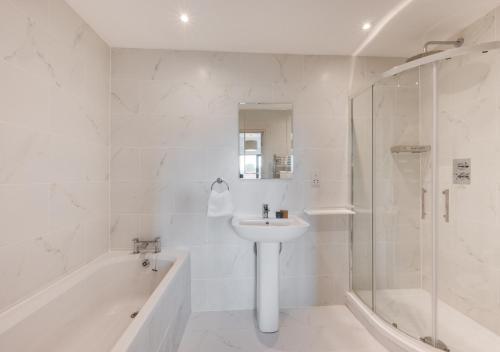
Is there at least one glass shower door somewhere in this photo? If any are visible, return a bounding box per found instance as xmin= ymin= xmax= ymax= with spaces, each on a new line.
xmin=351 ymin=87 xmax=374 ymax=308
xmin=372 ymin=66 xmax=433 ymax=340
xmin=435 ymin=49 xmax=500 ymax=352
xmin=351 ymin=41 xmax=500 ymax=352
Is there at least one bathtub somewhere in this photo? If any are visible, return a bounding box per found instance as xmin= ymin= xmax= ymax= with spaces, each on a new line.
xmin=0 ymin=250 xmax=190 ymax=352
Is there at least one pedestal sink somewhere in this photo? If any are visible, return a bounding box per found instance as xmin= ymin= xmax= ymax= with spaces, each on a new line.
xmin=231 ymin=215 xmax=310 ymax=332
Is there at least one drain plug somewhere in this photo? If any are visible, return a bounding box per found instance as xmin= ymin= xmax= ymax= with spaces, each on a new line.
xmin=130 ymin=311 xmax=139 ymax=318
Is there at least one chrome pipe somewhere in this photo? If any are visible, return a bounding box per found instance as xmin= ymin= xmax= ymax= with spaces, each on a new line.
xmin=424 ymin=38 xmax=464 ymax=53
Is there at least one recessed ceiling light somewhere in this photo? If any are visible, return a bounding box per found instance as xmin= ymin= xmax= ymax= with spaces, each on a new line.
xmin=180 ymin=13 xmax=189 ymax=23
xmin=362 ymin=22 xmax=372 ymax=31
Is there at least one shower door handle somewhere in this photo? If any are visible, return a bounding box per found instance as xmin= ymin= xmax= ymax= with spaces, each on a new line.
xmin=442 ymin=189 xmax=450 ymax=223
xmin=421 ymin=188 xmax=427 ymax=219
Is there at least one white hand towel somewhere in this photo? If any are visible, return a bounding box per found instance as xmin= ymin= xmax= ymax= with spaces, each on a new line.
xmin=207 ymin=190 xmax=234 ymax=217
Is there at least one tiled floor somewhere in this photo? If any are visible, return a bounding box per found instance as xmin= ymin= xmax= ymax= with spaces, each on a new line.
xmin=178 ymin=305 xmax=388 ymax=352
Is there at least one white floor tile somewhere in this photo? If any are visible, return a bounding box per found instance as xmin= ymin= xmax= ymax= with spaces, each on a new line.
xmin=178 ymin=305 xmax=387 ymax=352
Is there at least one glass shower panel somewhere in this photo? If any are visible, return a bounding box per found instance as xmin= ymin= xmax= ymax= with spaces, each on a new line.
xmin=351 ymin=87 xmax=374 ymax=308
xmin=436 ymin=49 xmax=500 ymax=352
xmin=373 ymin=67 xmax=433 ymax=340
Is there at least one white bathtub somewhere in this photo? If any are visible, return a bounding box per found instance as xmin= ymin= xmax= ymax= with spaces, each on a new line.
xmin=0 ymin=250 xmax=191 ymax=352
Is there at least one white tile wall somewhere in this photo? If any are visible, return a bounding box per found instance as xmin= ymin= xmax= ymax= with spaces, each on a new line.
xmin=0 ymin=0 xmax=110 ymax=312
xmin=110 ymin=48 xmax=401 ymax=311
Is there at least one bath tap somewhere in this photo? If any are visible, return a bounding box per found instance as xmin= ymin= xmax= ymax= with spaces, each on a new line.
xmin=132 ymin=237 xmax=161 ymax=254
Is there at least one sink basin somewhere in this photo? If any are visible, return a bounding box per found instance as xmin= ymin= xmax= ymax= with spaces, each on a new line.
xmin=231 ymin=214 xmax=309 ymax=333
xmin=231 ymin=215 xmax=309 ymax=243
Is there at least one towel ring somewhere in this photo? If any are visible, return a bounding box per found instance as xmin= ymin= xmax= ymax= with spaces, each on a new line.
xmin=211 ymin=177 xmax=230 ymax=191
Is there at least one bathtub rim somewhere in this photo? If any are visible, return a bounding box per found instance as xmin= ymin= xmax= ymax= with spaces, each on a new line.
xmin=0 ymin=249 xmax=188 ymax=339
xmin=346 ymin=291 xmax=438 ymax=352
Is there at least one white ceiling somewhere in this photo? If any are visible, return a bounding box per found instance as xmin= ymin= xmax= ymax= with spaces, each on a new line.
xmin=361 ymin=0 xmax=500 ymax=57
xmin=65 ymin=0 xmax=500 ymax=57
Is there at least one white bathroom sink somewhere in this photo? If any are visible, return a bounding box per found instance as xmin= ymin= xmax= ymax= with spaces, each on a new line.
xmin=231 ymin=214 xmax=309 ymax=333
xmin=231 ymin=215 xmax=310 ymax=243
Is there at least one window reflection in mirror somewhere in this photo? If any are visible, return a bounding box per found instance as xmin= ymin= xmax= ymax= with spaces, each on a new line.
xmin=238 ymin=103 xmax=293 ymax=180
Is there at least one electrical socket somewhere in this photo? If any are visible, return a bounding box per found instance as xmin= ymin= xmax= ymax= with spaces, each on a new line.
xmin=312 ymin=172 xmax=320 ymax=187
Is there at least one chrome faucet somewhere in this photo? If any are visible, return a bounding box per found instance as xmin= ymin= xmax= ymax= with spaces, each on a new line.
xmin=262 ymin=204 xmax=269 ymax=219
xmin=132 ymin=237 xmax=161 ymax=254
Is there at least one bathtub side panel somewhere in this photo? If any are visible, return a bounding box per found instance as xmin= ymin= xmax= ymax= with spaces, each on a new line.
xmin=127 ymin=254 xmax=191 ymax=352
xmin=160 ymin=257 xmax=191 ymax=352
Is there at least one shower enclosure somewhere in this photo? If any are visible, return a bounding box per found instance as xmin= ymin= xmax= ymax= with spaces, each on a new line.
xmin=350 ymin=41 xmax=500 ymax=352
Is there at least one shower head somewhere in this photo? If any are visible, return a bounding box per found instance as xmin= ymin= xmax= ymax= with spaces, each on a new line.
xmin=406 ymin=38 xmax=464 ymax=63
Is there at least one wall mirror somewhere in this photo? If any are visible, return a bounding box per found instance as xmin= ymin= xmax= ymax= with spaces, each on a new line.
xmin=238 ymin=103 xmax=293 ymax=180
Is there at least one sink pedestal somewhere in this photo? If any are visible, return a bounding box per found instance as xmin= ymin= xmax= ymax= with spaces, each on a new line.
xmin=231 ymin=215 xmax=310 ymax=333
xmin=256 ymin=242 xmax=280 ymax=333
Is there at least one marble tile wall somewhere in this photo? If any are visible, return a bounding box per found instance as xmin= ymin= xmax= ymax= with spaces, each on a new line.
xmin=0 ymin=0 xmax=110 ymax=312
xmin=110 ymin=49 xmax=401 ymax=311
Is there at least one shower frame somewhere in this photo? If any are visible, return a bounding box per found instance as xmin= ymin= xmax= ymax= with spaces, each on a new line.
xmin=348 ymin=41 xmax=500 ymax=351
